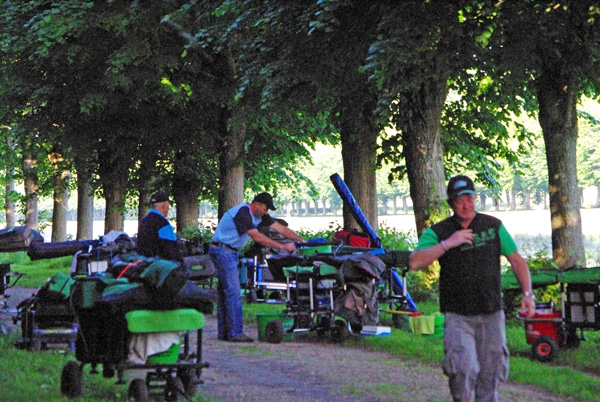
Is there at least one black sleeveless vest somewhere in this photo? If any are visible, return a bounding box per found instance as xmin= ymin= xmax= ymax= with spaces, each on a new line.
xmin=432 ymin=213 xmax=503 ymax=315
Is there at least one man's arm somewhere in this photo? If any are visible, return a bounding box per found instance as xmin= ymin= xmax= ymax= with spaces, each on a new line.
xmin=270 ymin=220 xmax=305 ymax=243
xmin=247 ymin=228 xmax=296 ymax=252
xmin=506 ymin=251 xmax=536 ymax=318
xmin=409 ymin=228 xmax=474 ymax=271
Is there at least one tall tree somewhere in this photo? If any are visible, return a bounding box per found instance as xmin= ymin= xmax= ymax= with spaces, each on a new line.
xmin=492 ymin=0 xmax=600 ymax=267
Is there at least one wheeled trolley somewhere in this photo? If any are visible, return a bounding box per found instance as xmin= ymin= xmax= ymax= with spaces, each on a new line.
xmin=14 ymin=272 xmax=77 ymax=351
xmin=513 ymin=267 xmax=600 ymax=362
xmin=264 ymin=263 xmax=349 ymax=344
xmin=240 ymin=255 xmax=287 ymax=304
xmin=60 ymin=277 xmax=209 ymax=401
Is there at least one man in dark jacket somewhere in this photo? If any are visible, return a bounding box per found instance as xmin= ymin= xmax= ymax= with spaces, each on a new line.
xmin=410 ymin=175 xmax=535 ymax=402
xmin=137 ymin=191 xmax=183 ymax=262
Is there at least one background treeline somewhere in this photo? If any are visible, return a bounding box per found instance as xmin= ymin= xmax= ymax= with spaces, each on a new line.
xmin=1 ymin=1 xmax=599 ymax=269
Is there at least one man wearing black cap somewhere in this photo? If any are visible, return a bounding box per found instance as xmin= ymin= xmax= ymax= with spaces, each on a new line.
xmin=410 ymin=175 xmax=535 ymax=402
xmin=137 ymin=191 xmax=183 ymax=263
xmin=210 ymin=192 xmax=304 ymax=342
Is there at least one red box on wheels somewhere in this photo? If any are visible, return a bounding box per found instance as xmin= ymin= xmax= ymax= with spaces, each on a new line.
xmin=521 ymin=310 xmax=562 ymax=362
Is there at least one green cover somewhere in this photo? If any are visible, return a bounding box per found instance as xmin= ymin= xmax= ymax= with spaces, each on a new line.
xmin=44 ymin=272 xmax=75 ymax=299
xmin=139 ymin=259 xmax=181 ymax=288
xmin=502 ymin=267 xmax=600 ymax=291
xmin=282 ymin=264 xmax=338 ymax=278
xmin=558 ymin=267 xmax=600 ymax=284
xmin=125 ymin=309 xmax=205 ymax=333
xmin=501 ymin=269 xmax=560 ymax=291
xmin=147 ymin=341 xmax=181 ymax=364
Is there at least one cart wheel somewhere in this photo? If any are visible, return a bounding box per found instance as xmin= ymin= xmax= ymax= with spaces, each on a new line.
xmin=60 ymin=360 xmax=83 ymax=398
xmin=164 ymin=375 xmax=184 ymax=402
xmin=246 ymin=289 xmax=258 ymax=304
xmin=177 ymin=367 xmax=198 ymax=396
xmin=128 ymin=378 xmax=149 ymax=402
xmin=532 ymin=335 xmax=559 ymax=362
xmin=331 ymin=319 xmax=349 ymax=343
xmin=265 ymin=320 xmax=285 ymax=343
xmin=269 ymin=290 xmax=283 ymax=301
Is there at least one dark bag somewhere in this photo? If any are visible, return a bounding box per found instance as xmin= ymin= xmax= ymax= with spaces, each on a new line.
xmin=334 ymin=281 xmax=379 ymax=329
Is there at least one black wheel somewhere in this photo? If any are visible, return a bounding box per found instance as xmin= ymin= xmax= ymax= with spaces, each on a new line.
xmin=265 ymin=320 xmax=285 ymax=343
xmin=128 ymin=378 xmax=149 ymax=402
xmin=60 ymin=360 xmax=83 ymax=398
xmin=164 ymin=375 xmax=184 ymax=402
xmin=331 ymin=319 xmax=349 ymax=343
xmin=177 ymin=367 xmax=199 ymax=396
xmin=246 ymin=289 xmax=258 ymax=304
xmin=268 ymin=290 xmax=282 ymax=300
xmin=532 ymin=335 xmax=559 ymax=362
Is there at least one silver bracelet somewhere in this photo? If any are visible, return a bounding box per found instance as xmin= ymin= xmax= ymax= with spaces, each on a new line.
xmin=523 ymin=291 xmax=535 ymax=299
xmin=440 ymin=240 xmax=449 ymax=252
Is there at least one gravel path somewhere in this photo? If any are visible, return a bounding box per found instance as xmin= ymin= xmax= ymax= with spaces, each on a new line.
xmin=0 ymin=286 xmax=575 ymax=402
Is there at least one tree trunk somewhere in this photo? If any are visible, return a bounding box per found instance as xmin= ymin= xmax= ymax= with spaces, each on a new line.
xmin=136 ymin=155 xmax=159 ymax=233
xmin=5 ymin=179 xmax=16 ymax=228
xmin=510 ymin=188 xmax=517 ymax=211
xmin=4 ymin=137 xmax=16 ymax=228
xmin=524 ymin=190 xmax=531 ymax=210
xmin=171 ymin=150 xmax=202 ymax=233
xmin=100 ymin=171 xmax=127 ymax=234
xmin=48 ymin=151 xmax=69 ymax=242
xmin=537 ymin=68 xmax=585 ymax=268
xmin=402 ymin=79 xmax=448 ymax=236
xmin=22 ymin=145 xmax=39 ymax=231
xmin=51 ymin=169 xmax=69 ymax=242
xmin=339 ymin=100 xmax=379 ymax=231
xmin=77 ymin=180 xmax=94 ymax=240
xmin=217 ymin=118 xmax=245 ymax=219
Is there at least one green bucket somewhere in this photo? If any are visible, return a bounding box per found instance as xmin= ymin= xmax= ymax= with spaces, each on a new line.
xmin=255 ymin=313 xmax=294 ymax=342
xmin=429 ymin=314 xmax=444 ymax=338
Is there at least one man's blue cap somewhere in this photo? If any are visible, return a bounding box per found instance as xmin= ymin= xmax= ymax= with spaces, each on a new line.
xmin=447 ymin=175 xmax=475 ymax=200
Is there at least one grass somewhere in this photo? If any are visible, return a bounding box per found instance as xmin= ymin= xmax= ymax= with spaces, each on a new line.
xmin=243 ymin=296 xmax=600 ymax=402
xmin=2 ymin=251 xmax=72 ymax=288
xmin=4 ymin=252 xmax=600 ymax=401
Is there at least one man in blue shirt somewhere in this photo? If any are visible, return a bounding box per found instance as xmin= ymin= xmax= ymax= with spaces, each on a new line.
xmin=210 ymin=192 xmax=304 ymax=342
xmin=137 ymin=191 xmax=183 ymax=263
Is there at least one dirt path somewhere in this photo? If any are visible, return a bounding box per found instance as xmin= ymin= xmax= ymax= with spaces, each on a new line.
xmin=198 ymin=315 xmax=571 ymax=402
xmin=0 ymin=286 xmax=574 ymax=402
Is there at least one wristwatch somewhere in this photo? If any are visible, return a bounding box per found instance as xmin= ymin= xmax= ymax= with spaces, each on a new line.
xmin=523 ymin=291 xmax=535 ymax=299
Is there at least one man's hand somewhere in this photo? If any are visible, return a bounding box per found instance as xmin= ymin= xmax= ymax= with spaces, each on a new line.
xmin=445 ymin=229 xmax=474 ymax=249
xmin=521 ymin=295 xmax=536 ymax=318
xmin=281 ymin=242 xmax=296 ymax=253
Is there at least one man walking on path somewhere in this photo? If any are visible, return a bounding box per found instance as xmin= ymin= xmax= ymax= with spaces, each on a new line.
xmin=410 ymin=175 xmax=536 ymax=402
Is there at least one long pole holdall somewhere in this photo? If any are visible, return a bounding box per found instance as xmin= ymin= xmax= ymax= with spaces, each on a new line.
xmin=329 ymin=173 xmax=417 ymax=311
